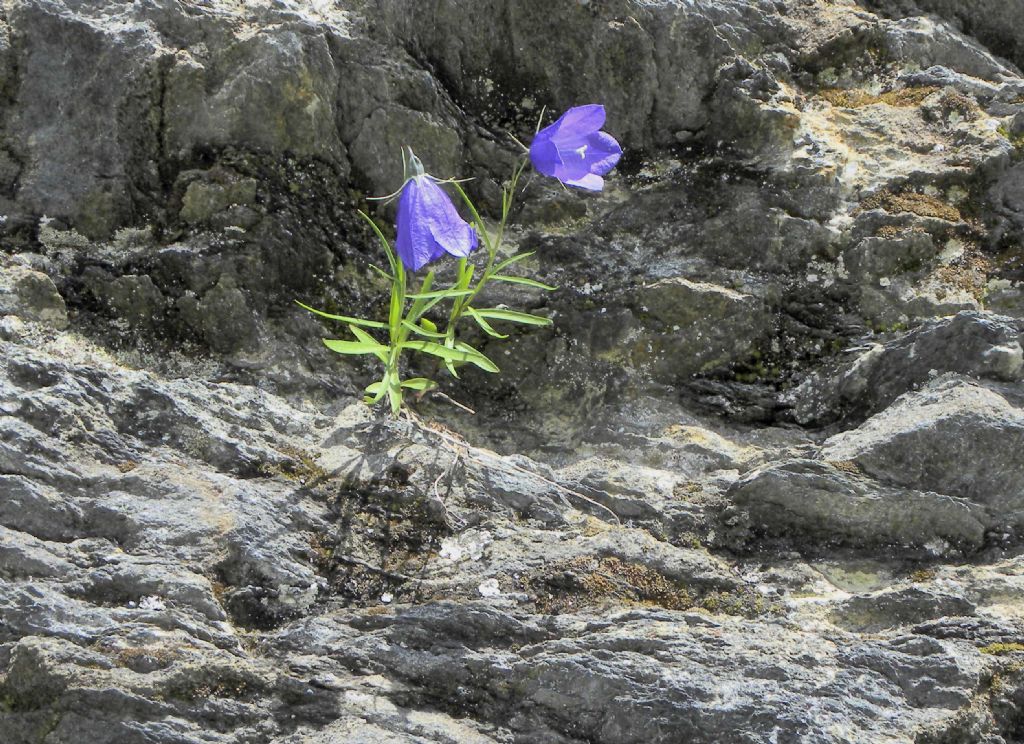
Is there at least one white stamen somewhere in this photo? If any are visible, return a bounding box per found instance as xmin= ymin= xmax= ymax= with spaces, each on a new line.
xmin=575 ymin=145 xmax=588 ymax=159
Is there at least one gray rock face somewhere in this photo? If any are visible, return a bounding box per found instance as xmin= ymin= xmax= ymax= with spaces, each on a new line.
xmin=632 ymin=277 xmax=771 ymax=381
xmin=313 ymin=606 xmax=987 ymax=744
xmin=8 ymin=317 xmax=1024 ymax=742
xmin=728 ymin=458 xmax=989 ymax=555
xmin=821 ymin=375 xmax=1024 ymax=521
xmin=4 ymin=0 xmax=1024 ymax=742
xmin=867 ymin=0 xmax=1024 ymax=71
xmin=734 ymin=374 xmax=1024 ymax=556
xmin=369 ymin=0 xmax=790 ymax=149
xmin=789 ymin=312 xmax=1024 ymax=426
xmin=0 ymin=258 xmax=67 ymax=328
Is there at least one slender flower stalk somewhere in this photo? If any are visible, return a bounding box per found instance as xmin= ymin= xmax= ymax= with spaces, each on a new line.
xmin=439 ymin=157 xmax=547 ymax=375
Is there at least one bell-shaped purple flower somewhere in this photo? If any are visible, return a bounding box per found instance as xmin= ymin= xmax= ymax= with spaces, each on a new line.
xmin=395 ymin=171 xmax=478 ymax=272
xmin=529 ymin=104 xmax=622 ymax=191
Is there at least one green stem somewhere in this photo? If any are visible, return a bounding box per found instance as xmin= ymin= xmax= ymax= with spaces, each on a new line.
xmin=382 ymin=260 xmax=408 ymax=414
xmin=383 ymin=266 xmax=445 ymax=413
xmin=443 ymin=156 xmax=529 ymax=349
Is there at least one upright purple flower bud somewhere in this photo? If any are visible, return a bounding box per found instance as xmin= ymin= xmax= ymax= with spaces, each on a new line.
xmin=394 ymin=153 xmax=478 ymax=272
xmin=529 ymin=104 xmax=622 ymax=191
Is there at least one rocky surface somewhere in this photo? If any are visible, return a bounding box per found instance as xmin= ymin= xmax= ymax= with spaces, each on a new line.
xmin=3 ymin=0 xmax=1024 ymax=742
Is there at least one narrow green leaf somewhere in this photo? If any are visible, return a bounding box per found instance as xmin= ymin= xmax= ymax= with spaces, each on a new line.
xmin=410 ymin=271 xmax=435 ymax=304
xmin=400 ymin=377 xmax=438 ymax=391
xmin=494 ymin=251 xmax=536 ymax=272
xmin=348 ymin=325 xmax=381 ymax=345
xmin=454 ymin=340 xmax=500 ymax=373
xmin=295 ymin=301 xmax=388 ymax=328
xmin=466 ymin=307 xmax=509 ymax=338
xmin=405 ymin=272 xmax=435 ymax=325
xmin=471 ymin=308 xmax=553 ymax=327
xmin=383 ymin=369 xmax=402 ymax=414
xmin=420 ymin=317 xmax=438 ymax=333
xmin=368 ymin=264 xmax=393 ymax=281
xmin=387 ymin=385 xmax=402 ymax=415
xmin=399 ymin=340 xmax=468 ymax=363
xmin=347 ymin=325 xmax=389 ymax=363
xmin=401 ymin=340 xmax=499 ymax=373
xmin=358 ymin=210 xmax=397 ymax=275
xmin=364 ymin=380 xmax=386 ymax=404
xmin=389 ymin=284 xmax=402 ymax=333
xmin=418 ymin=296 xmax=447 ymax=317
xmin=405 ymin=288 xmax=474 ymax=300
xmin=323 ymin=339 xmax=388 ymax=356
xmin=490 ymin=275 xmax=556 ymax=290
xmin=400 ymin=319 xmax=447 ymax=339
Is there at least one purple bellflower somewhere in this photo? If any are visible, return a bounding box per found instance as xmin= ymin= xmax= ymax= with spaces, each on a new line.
xmin=394 ymin=152 xmax=478 ymax=272
xmin=529 ymin=104 xmax=622 ymax=191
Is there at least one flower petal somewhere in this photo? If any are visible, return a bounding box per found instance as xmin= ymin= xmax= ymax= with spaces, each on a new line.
xmin=395 ymin=179 xmax=438 ymax=271
xmin=529 ymin=135 xmax=562 ymax=177
xmin=550 ymin=132 xmax=620 ymax=184
xmin=582 ymin=130 xmax=621 ymax=176
xmin=550 ymin=144 xmax=595 ymax=183
xmin=418 ymin=178 xmax=478 ymax=256
xmin=549 ymin=104 xmax=606 ymax=144
xmin=529 ymin=105 xmax=621 ymax=191
xmin=560 ymin=172 xmax=604 ymax=191
xmin=394 ymin=175 xmax=477 ymax=271
xmin=429 ymin=213 xmax=478 ymax=258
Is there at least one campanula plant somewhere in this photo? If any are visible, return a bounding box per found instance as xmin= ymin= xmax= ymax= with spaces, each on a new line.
xmin=300 ymin=105 xmax=622 ymax=415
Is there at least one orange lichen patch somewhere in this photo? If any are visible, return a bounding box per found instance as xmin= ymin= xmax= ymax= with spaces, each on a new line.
xmin=875 ymin=225 xmax=902 ymax=239
xmin=210 ymin=580 xmax=229 ymax=606
xmin=529 ymin=556 xmax=695 ymax=614
xmin=525 ymin=556 xmax=776 ymax=617
xmin=674 ymin=481 xmax=703 ymax=497
xmin=258 ymin=444 xmax=327 ymax=485
xmin=874 ymin=224 xmax=929 ymax=239
xmin=819 ymin=86 xmax=938 ymax=109
xmin=309 ymin=532 xmax=335 ymax=568
xmin=581 ymin=516 xmax=612 ymax=537
xmin=162 ymin=664 xmax=264 ymax=702
xmin=936 ymin=90 xmax=981 ymax=119
xmin=909 ymin=568 xmax=937 ymax=583
xmin=827 ymin=460 xmax=862 ymax=475
xmin=858 ymin=191 xmax=962 ymax=222
xmin=932 ymin=249 xmax=992 ymax=302
xmin=111 ymin=645 xmax=180 ymax=671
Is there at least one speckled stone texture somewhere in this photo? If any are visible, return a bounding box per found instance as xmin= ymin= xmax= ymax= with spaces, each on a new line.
xmin=3 ymin=1 xmax=1024 ymax=742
